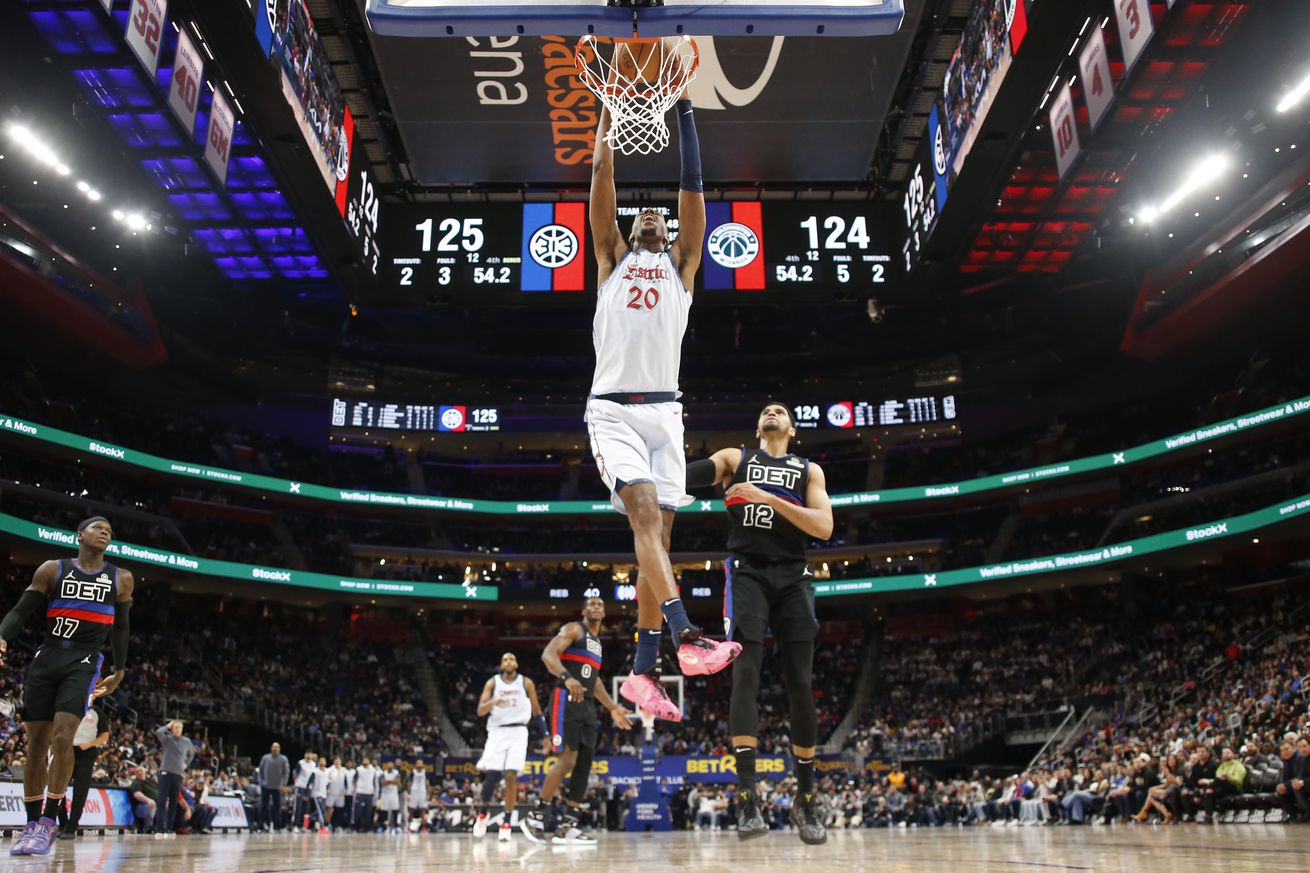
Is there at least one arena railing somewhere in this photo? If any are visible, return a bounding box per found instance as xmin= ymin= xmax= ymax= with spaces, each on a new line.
xmin=1 ymin=395 xmax=1307 ymax=516
xmin=3 ymin=491 xmax=1309 ymax=601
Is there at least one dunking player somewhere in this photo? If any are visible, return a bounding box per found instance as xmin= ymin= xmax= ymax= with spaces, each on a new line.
xmin=521 ymin=597 xmax=633 ymax=845
xmin=472 ymin=652 xmax=548 ymax=841
xmin=687 ymin=404 xmax=834 ymax=844
xmin=586 ymin=88 xmax=739 ymax=721
xmin=0 ymin=517 xmax=133 ymax=856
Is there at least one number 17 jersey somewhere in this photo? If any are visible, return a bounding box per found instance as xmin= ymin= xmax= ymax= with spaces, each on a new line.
xmin=591 ymin=248 xmax=691 ymax=396
xmin=726 ymin=448 xmax=811 ymax=561
xmin=46 ymin=559 xmax=119 ymax=649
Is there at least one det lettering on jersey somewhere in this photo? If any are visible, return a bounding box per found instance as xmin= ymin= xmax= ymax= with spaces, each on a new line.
xmin=62 ymin=575 xmax=112 ymax=602
xmin=746 ymin=460 xmax=801 ymax=490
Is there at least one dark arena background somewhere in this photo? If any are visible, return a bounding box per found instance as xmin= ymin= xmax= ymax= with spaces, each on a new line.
xmin=1 ymin=0 xmax=1308 ymax=870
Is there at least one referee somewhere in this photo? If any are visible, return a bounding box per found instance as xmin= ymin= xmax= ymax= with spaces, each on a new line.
xmin=687 ymin=403 xmax=834 ymax=845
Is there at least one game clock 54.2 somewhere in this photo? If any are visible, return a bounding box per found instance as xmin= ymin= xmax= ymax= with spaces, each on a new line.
xmin=377 ymin=201 xmax=902 ymax=299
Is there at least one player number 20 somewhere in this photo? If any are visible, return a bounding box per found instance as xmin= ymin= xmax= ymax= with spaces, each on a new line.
xmin=626 ymin=286 xmax=660 ymax=310
xmin=51 ymin=616 xmax=80 ymax=639
xmin=742 ymin=504 xmax=774 ymax=529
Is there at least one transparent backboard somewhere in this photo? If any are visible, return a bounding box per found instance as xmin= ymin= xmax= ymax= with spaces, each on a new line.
xmin=366 ymin=0 xmax=905 ymax=38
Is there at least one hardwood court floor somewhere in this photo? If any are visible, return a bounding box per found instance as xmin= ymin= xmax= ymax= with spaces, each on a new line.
xmin=7 ymin=824 xmax=1309 ymax=872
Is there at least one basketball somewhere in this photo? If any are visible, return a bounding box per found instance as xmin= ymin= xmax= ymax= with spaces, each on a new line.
xmin=614 ymin=38 xmax=667 ymax=88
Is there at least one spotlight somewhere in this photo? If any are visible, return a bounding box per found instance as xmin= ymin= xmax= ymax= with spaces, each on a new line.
xmin=1276 ymin=71 xmax=1310 ymax=113
xmin=1136 ymin=154 xmax=1229 ymax=222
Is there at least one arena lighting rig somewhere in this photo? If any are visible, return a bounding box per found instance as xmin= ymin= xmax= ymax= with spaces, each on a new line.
xmin=1136 ymin=154 xmax=1231 ymax=224
xmin=5 ymin=121 xmax=154 ymax=233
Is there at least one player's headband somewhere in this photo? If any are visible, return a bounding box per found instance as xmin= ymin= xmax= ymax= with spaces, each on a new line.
xmin=77 ymin=515 xmax=111 ymax=534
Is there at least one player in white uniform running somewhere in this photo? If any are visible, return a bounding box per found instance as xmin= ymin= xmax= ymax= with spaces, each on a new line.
xmin=587 ymin=92 xmax=741 ymax=722
xmin=472 ymin=652 xmax=547 ymax=841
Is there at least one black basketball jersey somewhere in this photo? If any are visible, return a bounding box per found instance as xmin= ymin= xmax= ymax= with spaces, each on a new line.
xmin=726 ymin=447 xmax=811 ymax=561
xmin=45 ymin=559 xmax=118 ymax=649
xmin=558 ymin=621 xmax=603 ymax=700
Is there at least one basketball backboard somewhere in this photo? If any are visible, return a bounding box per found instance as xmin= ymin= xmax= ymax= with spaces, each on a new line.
xmin=366 ymin=0 xmax=905 ymax=39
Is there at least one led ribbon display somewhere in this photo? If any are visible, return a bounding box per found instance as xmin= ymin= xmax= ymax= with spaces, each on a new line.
xmin=814 ymin=492 xmax=1310 ymax=597
xmin=2 ymin=396 xmax=1306 ymax=515
xmin=0 ymin=514 xmax=497 ymax=601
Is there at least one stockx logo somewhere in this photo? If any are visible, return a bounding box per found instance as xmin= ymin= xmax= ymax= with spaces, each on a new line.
xmin=289 ymin=482 xmax=302 ymax=494
xmin=463 ymin=582 xmax=478 ymax=598
xmin=1112 ymin=452 xmax=1126 ymax=464
xmin=923 ymin=575 xmax=937 ymax=587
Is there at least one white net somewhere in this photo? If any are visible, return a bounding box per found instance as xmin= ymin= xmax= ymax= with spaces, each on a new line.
xmin=575 ymin=35 xmax=699 ymax=156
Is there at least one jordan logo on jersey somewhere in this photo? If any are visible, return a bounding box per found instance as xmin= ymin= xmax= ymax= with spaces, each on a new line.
xmin=746 ymin=460 xmax=801 ymax=490
xmin=61 ymin=574 xmax=112 ymax=603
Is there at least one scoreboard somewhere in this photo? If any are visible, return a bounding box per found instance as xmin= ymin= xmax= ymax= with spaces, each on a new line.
xmin=792 ymin=395 xmax=958 ymax=430
xmin=331 ymin=398 xmax=502 ymax=433
xmin=377 ymin=201 xmax=902 ymax=300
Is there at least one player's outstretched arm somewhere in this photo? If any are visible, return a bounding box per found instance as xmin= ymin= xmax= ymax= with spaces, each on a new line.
xmin=669 ymin=96 xmax=705 ymax=292
xmin=475 ymin=677 xmax=498 ymax=717
xmin=590 ymin=107 xmax=627 ymax=281
xmin=524 ymin=676 xmax=544 ymax=717
xmin=542 ymin=623 xmax=586 ymax=701
xmin=0 ymin=560 xmax=59 ymax=666
xmin=524 ymin=677 xmax=551 ymax=750
xmin=686 ymin=447 xmax=742 ymax=491
xmin=593 ymin=678 xmax=633 ymax=730
xmin=725 ymin=462 xmax=834 ymax=541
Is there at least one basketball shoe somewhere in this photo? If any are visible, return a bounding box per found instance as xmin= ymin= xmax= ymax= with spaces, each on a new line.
xmin=675 ymin=627 xmax=741 ymax=677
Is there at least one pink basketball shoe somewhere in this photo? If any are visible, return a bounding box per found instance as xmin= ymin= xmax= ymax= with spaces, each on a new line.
xmin=675 ymin=628 xmax=742 ymax=676
xmin=619 ymin=672 xmax=682 ymax=722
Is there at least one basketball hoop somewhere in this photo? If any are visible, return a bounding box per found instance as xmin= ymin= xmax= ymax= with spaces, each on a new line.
xmin=575 ymin=35 xmax=699 ymax=156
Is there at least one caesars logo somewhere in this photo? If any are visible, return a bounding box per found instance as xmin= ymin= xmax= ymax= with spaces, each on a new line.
xmin=524 ymin=756 xmax=610 ymax=776
xmin=686 ymin=37 xmax=786 ymax=111
xmin=707 ymin=223 xmax=760 ymax=270
xmin=685 ymin=755 xmax=785 ymax=776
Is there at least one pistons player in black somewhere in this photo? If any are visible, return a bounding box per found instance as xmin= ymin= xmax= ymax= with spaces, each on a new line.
xmin=687 ymin=404 xmax=833 ymax=844
xmin=522 ymin=597 xmax=632 ymax=845
xmin=0 ymin=517 xmax=133 ymax=856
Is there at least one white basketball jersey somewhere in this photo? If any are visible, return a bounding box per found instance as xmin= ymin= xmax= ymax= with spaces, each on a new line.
xmin=591 ymin=248 xmax=691 ymax=396
xmin=486 ymin=673 xmax=531 ymax=730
